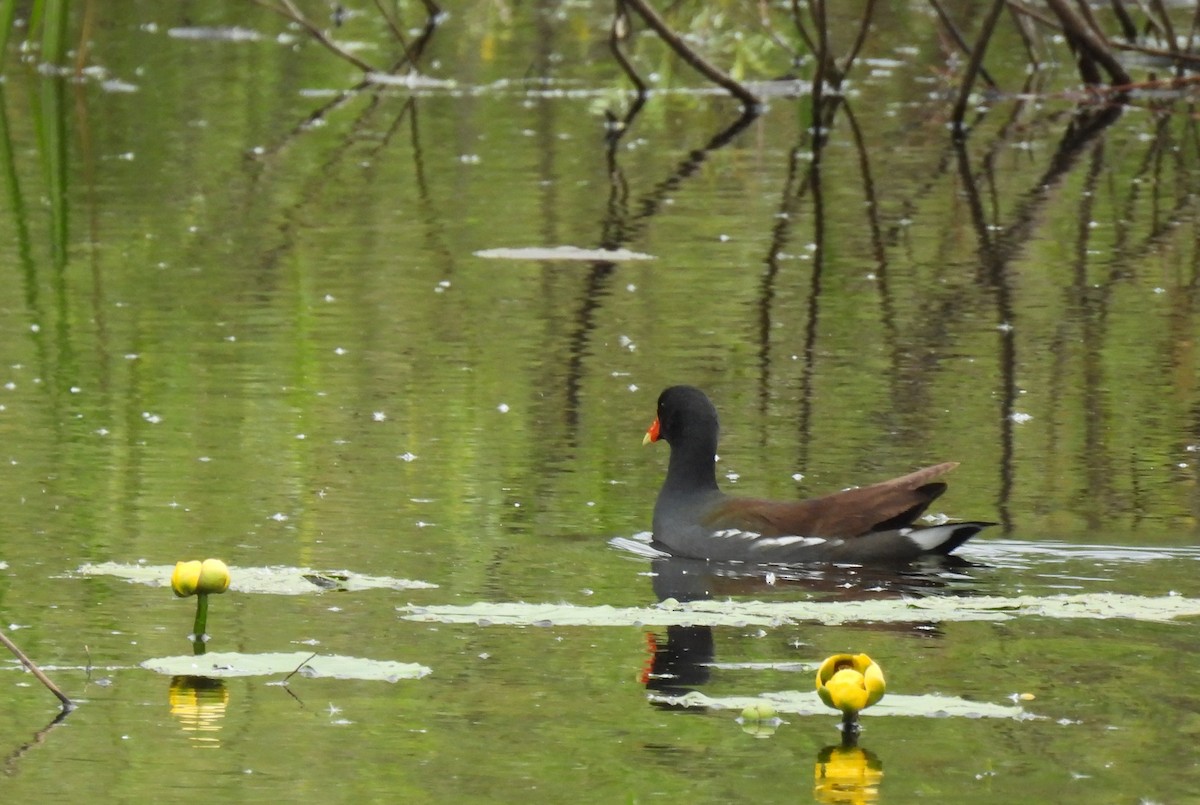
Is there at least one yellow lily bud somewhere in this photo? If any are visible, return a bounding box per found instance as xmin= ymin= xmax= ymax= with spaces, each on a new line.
xmin=196 ymin=559 xmax=231 ymax=595
xmin=171 ymin=561 xmax=203 ymax=598
xmin=815 ymin=653 xmax=885 ymax=717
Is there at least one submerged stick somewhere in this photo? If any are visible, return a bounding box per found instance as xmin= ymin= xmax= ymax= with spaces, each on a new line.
xmin=0 ymin=628 xmax=73 ymax=711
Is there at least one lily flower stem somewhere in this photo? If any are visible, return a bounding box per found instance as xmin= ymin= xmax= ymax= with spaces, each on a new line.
xmin=193 ymin=593 xmax=209 ymax=639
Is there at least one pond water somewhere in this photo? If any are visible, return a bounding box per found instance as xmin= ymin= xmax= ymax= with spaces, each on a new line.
xmin=1 ymin=3 xmax=1200 ymax=803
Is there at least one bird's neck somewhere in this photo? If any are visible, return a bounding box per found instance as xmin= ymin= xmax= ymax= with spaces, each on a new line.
xmin=664 ymin=435 xmax=720 ymax=495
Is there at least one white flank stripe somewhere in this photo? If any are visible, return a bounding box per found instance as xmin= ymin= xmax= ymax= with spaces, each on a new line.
xmin=751 ymin=536 xmax=827 ymax=550
xmin=713 ymin=529 xmax=762 ymax=540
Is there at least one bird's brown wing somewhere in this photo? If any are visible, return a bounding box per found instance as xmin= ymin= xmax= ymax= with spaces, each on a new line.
xmin=704 ymin=462 xmax=958 ymax=539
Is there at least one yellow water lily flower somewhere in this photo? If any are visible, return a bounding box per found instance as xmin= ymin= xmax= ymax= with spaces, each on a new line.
xmin=171 ymin=559 xmax=231 ymax=597
xmin=815 ymin=653 xmax=885 ymax=717
xmin=196 ymin=559 xmax=231 ymax=595
xmin=171 ymin=560 xmax=203 ymax=598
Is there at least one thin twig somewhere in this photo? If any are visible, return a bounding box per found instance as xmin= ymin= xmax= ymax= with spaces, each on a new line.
xmin=1008 ymin=3 xmax=1041 ymax=69
xmin=789 ymin=0 xmax=817 ymax=54
xmin=372 ymin=0 xmax=410 ymax=47
xmin=282 ymin=652 xmax=319 ymax=684
xmin=1090 ymin=70 xmax=1200 ymax=96
xmin=1073 ymin=0 xmax=1111 ymax=45
xmin=1130 ymin=0 xmax=1167 ymax=40
xmin=253 ymin=0 xmax=379 ymax=72
xmin=0 ymin=628 xmax=73 ymax=711
xmin=1006 ymin=0 xmax=1061 ymax=32
xmin=1148 ymin=0 xmax=1178 ymax=54
xmin=930 ymin=0 xmax=999 ymax=90
xmin=757 ymin=0 xmax=804 ymax=65
xmin=1109 ymin=38 xmax=1200 ymax=66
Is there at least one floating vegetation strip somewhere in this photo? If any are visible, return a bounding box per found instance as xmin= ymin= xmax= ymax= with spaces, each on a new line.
xmin=473 ymin=245 xmax=655 ymax=261
xmin=650 ymin=689 xmax=1033 ymax=721
xmin=142 ymin=651 xmax=431 ymax=682
xmin=76 ymin=562 xmax=437 ymax=595
xmin=399 ymin=592 xmax=1200 ymax=627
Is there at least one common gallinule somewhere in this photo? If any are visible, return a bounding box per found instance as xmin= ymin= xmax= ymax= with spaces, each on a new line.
xmin=643 ymin=385 xmax=991 ymax=564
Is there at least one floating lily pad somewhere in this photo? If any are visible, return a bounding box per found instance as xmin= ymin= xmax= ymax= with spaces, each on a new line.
xmin=473 ymin=245 xmax=655 ymax=261
xmin=962 ymin=538 xmax=1200 ymax=566
xmin=142 ymin=651 xmax=431 ymax=682
xmin=75 ymin=562 xmax=437 ymax=595
xmin=366 ymin=72 xmax=458 ymax=89
xmin=650 ymin=689 xmax=1034 ymax=721
xmin=398 ymin=592 xmax=1200 ymax=627
xmin=167 ymin=27 xmax=264 ymax=42
xmin=401 ymin=601 xmax=778 ymax=627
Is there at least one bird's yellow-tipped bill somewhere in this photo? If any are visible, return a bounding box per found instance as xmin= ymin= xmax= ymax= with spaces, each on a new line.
xmin=643 ymin=417 xmax=661 ymax=446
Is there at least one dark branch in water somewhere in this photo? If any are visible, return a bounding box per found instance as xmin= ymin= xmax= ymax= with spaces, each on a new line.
xmin=1108 ymin=0 xmax=1139 ymax=43
xmin=1042 ymin=0 xmax=1133 ymax=86
xmin=608 ymin=0 xmax=647 ymax=137
xmin=617 ymin=0 xmax=761 ymax=110
xmin=1148 ymin=0 xmax=1179 ymax=58
xmin=841 ymin=0 xmax=877 ymax=76
xmin=951 ymin=0 xmax=1007 ymax=136
xmin=0 ymin=628 xmax=73 ymax=712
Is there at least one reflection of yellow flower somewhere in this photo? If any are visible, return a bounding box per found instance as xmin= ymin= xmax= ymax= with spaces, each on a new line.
xmin=816 ymin=653 xmax=885 ymax=717
xmin=814 ymin=745 xmax=883 ymax=804
xmin=171 ymin=559 xmax=231 ymax=597
xmin=169 ymin=676 xmax=229 ymax=748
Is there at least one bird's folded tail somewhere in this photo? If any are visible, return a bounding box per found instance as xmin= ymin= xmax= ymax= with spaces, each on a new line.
xmin=902 ymin=521 xmax=995 ymax=555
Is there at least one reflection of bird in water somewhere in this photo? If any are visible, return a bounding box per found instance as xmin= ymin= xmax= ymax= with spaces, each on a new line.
xmin=649 ymin=554 xmax=986 ymax=607
xmin=640 ymin=627 xmax=714 ymax=703
xmin=642 ymin=385 xmax=993 ymax=563
xmin=639 ymin=554 xmax=987 ymax=705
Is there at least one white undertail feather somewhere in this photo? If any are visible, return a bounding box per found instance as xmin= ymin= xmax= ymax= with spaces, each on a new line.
xmin=904 ymin=524 xmax=964 ymax=552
